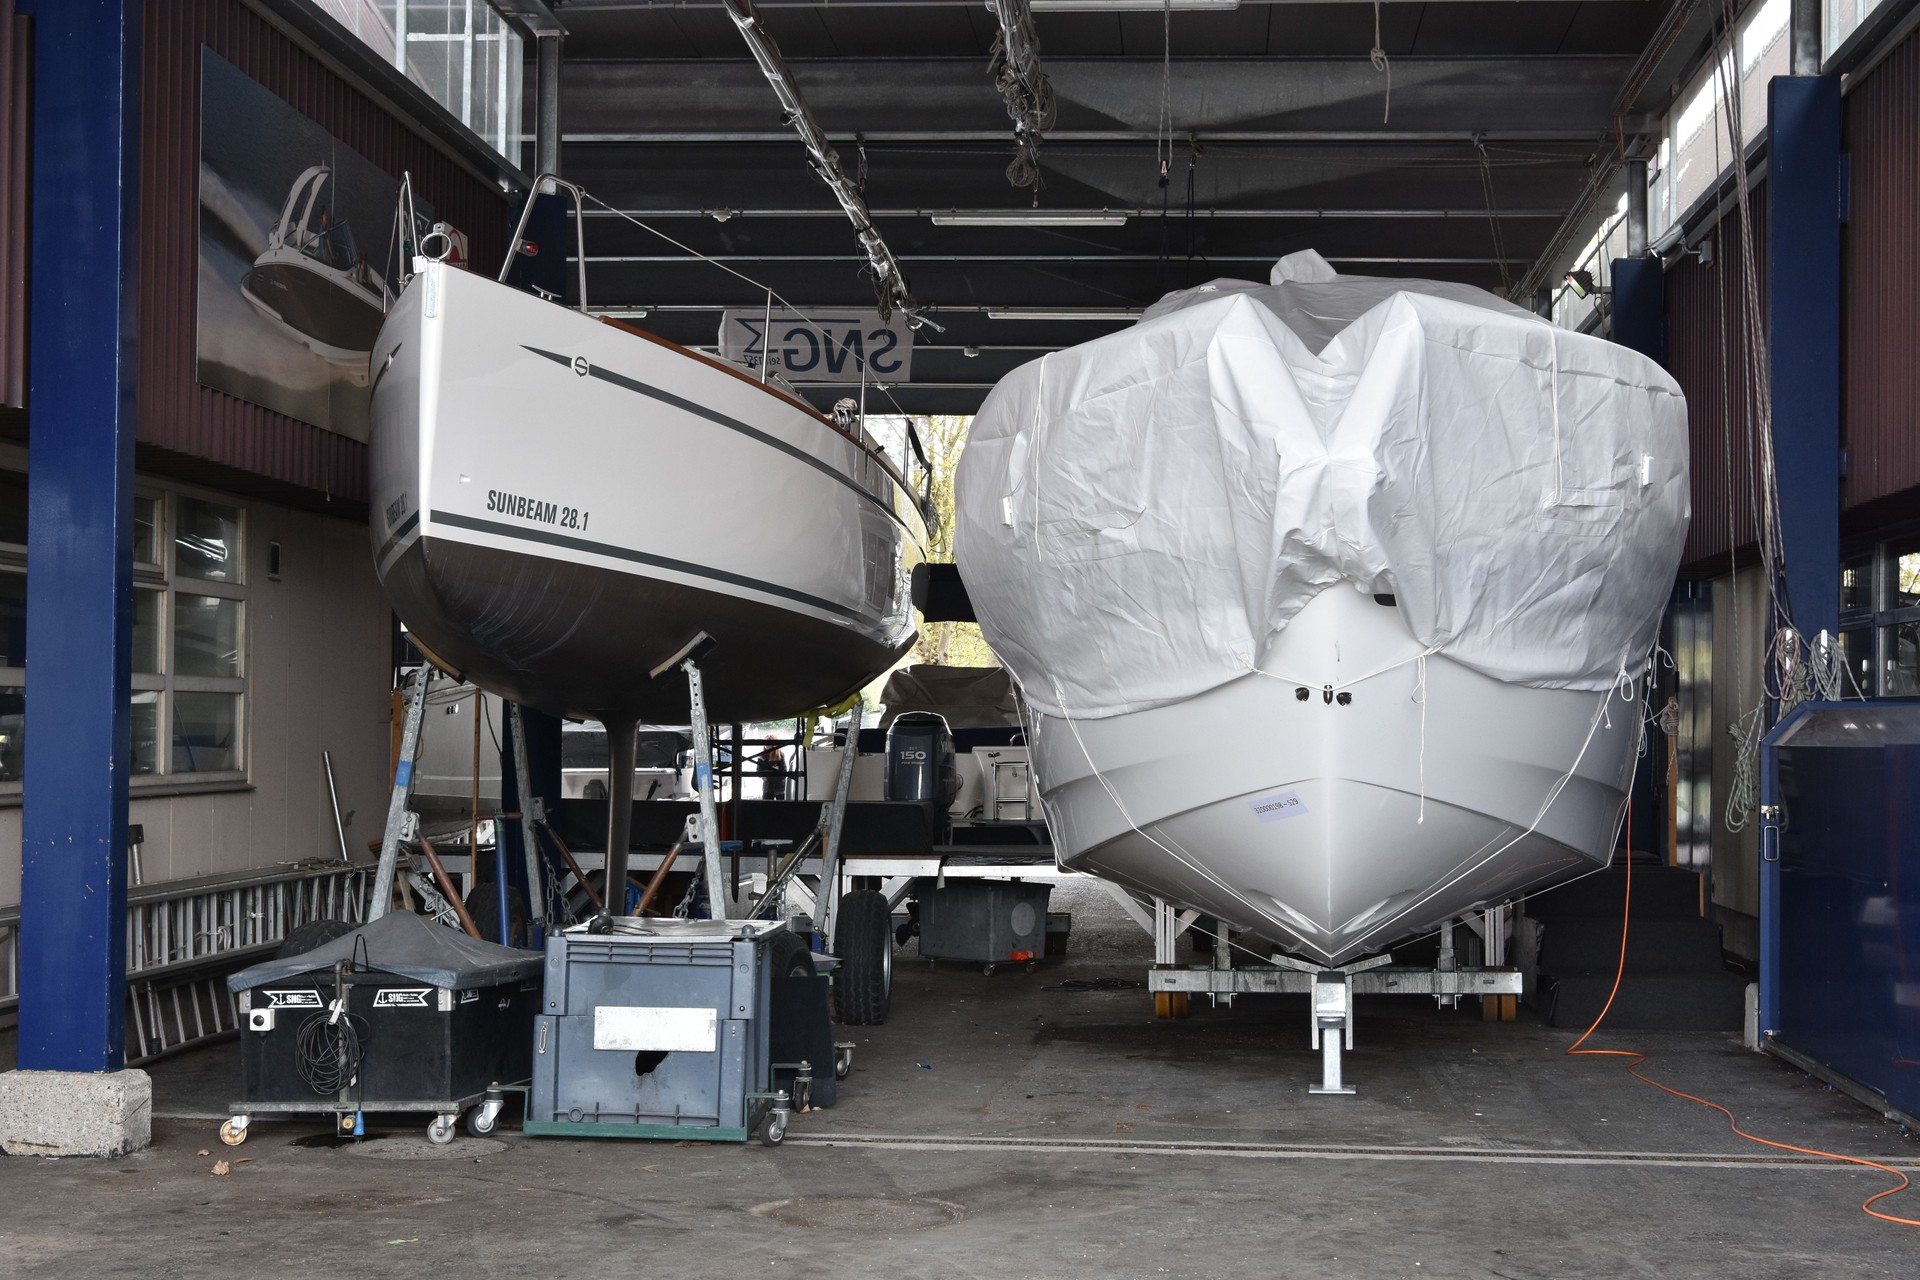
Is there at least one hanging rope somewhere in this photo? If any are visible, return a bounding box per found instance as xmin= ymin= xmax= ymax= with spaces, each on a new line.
xmin=1474 ymin=134 xmax=1513 ymax=293
xmin=1370 ymin=1 xmax=1392 ymax=125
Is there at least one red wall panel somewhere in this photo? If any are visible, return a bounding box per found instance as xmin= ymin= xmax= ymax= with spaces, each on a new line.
xmin=1667 ymin=198 xmax=1768 ymax=574
xmin=1842 ymin=22 xmax=1920 ymax=513
xmin=135 ymin=0 xmax=507 ymax=512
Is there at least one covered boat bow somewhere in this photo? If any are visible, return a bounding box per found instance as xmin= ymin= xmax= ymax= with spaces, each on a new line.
xmin=955 ymin=250 xmax=1688 ymax=965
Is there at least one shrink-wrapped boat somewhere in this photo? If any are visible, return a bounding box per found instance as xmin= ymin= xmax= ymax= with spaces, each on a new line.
xmin=955 ymin=251 xmax=1688 ymax=965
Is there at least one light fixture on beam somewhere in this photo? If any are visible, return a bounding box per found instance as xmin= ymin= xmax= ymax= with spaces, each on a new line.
xmin=986 ymin=307 xmax=1141 ymax=321
xmin=590 ymin=308 xmax=652 ymax=320
xmin=1031 ymin=0 xmax=1239 ymax=10
xmin=931 ymin=211 xmax=1129 ymax=227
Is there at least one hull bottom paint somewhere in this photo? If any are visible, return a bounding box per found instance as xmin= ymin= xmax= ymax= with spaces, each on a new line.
xmin=387 ymin=536 xmax=908 ymax=724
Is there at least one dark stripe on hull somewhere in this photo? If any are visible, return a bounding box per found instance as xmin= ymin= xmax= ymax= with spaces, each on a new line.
xmin=522 ymin=345 xmax=906 ymax=531
xmin=374 ymin=510 xmax=420 ymax=567
xmin=384 ymin=535 xmax=910 ymax=724
xmin=429 ymin=510 xmax=879 ymax=631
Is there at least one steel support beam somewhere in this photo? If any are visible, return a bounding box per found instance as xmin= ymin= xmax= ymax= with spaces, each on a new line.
xmin=18 ymin=0 xmax=141 ymax=1073
xmin=536 ymin=32 xmax=563 ymax=177
xmin=1608 ymin=257 xmax=1664 ymax=364
xmin=1766 ymin=74 xmax=1842 ymax=639
xmin=1790 ymin=0 xmax=1823 ymax=77
xmin=1625 ymin=157 xmax=1648 ymax=259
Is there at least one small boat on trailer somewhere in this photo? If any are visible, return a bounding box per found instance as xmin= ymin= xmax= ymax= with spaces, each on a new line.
xmin=369 ymin=195 xmax=930 ymax=898
xmin=955 ymin=252 xmax=1689 ymax=1053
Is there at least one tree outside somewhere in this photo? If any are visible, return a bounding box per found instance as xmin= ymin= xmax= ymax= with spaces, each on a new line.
xmin=863 ymin=414 xmax=999 ymax=681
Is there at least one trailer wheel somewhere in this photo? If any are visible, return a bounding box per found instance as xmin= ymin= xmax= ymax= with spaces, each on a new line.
xmin=769 ymin=927 xmax=817 ymax=979
xmin=833 ymin=890 xmax=892 ymax=1025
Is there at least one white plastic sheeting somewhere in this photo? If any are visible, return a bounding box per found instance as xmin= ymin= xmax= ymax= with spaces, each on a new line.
xmin=954 ymin=251 xmax=1690 ymax=720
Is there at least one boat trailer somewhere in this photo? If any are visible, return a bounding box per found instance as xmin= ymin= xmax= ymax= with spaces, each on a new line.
xmin=1121 ymin=891 xmax=1523 ymax=1096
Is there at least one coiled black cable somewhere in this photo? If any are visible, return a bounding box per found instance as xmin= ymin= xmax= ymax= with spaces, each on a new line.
xmin=294 ymin=1009 xmax=370 ymax=1096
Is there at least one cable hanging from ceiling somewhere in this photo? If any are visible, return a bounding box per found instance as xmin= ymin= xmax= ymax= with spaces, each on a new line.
xmin=985 ymin=0 xmax=1057 ymax=193
xmin=719 ymin=0 xmax=933 ymax=327
xmin=1370 ymin=1 xmax=1392 ymax=124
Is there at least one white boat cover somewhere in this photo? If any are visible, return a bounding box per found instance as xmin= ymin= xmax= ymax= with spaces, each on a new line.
xmin=954 ymin=251 xmax=1689 ymax=719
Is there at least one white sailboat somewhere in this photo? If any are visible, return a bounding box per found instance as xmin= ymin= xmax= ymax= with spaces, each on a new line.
xmin=955 ymin=251 xmax=1688 ymax=966
xmin=369 ymin=259 xmax=926 ymax=729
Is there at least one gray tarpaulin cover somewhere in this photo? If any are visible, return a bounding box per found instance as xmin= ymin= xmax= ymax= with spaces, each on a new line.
xmin=878 ymin=663 xmax=1021 ymax=729
xmin=228 ymin=910 xmax=542 ymax=992
xmin=954 ymin=251 xmax=1690 ymax=719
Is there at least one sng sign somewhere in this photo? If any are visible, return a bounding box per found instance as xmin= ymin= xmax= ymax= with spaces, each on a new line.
xmin=718 ymin=309 xmax=913 ymax=383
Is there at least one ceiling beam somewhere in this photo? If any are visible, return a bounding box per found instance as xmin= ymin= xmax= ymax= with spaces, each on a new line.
xmin=577 ymin=206 xmax=1571 ymax=219
xmin=559 ymin=56 xmax=1634 ymax=139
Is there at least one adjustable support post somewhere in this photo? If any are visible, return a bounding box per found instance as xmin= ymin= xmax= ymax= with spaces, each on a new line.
xmin=371 ymin=668 xmax=433 ymax=920
xmin=815 ymin=698 xmax=862 ymax=944
xmin=684 ymin=659 xmax=728 ymax=918
xmin=507 ymin=702 xmax=548 ymax=928
xmin=1308 ymin=972 xmax=1357 ymax=1096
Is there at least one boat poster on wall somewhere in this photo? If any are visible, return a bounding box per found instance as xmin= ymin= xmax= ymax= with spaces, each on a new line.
xmin=196 ymin=50 xmax=445 ymax=442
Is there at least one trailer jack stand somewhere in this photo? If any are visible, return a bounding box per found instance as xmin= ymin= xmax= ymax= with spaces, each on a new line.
xmin=1308 ymin=972 xmax=1357 ymax=1096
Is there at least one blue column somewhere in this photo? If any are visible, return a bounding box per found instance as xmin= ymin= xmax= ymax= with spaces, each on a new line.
xmin=17 ymin=0 xmax=142 ymax=1072
xmin=1766 ymin=74 xmax=1843 ymax=639
xmin=1607 ymin=257 xmax=1665 ymax=365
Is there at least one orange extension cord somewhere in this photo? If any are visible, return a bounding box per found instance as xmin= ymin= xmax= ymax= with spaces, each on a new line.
xmin=1565 ymin=806 xmax=1920 ymax=1228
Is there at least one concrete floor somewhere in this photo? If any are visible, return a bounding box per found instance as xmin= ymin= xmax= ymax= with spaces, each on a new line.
xmin=3 ymin=879 xmax=1917 ymax=1278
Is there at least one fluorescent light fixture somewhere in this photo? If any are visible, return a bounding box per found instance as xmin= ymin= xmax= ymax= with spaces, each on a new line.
xmin=931 ymin=211 xmax=1130 ymax=228
xmin=590 ymin=308 xmax=652 ymax=320
xmin=986 ymin=308 xmax=1141 ymax=322
xmin=1031 ymin=0 xmax=1239 ymax=10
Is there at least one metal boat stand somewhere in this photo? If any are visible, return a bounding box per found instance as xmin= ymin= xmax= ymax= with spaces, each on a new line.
xmin=1135 ymin=897 xmax=1525 ymax=1095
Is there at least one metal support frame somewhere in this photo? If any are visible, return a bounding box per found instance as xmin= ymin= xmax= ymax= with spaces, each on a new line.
xmin=1766 ymin=70 xmax=1843 ymax=640
xmin=370 ymin=667 xmax=434 ymax=921
xmin=1146 ymin=924 xmax=1522 ymax=1095
xmin=18 ymin=0 xmax=143 ymax=1072
xmin=507 ymin=702 xmax=549 ymax=928
xmin=815 ymin=699 xmax=863 ymax=943
xmin=684 ymin=658 xmax=728 ymax=917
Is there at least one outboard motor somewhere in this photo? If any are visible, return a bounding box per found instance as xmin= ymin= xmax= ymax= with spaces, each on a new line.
xmin=884 ymin=712 xmax=957 ymax=844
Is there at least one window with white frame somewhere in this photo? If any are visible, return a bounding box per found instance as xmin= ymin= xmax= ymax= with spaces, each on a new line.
xmin=0 ymin=468 xmax=248 ymax=786
xmin=313 ymin=0 xmax=525 ymax=165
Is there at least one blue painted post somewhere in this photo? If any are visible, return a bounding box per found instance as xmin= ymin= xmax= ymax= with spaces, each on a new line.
xmin=1607 ymin=257 xmax=1665 ymax=365
xmin=1766 ymin=75 xmax=1843 ymax=640
xmin=17 ymin=0 xmax=142 ymax=1072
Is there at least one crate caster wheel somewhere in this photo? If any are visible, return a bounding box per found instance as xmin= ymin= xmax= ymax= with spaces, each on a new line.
xmin=761 ymin=1091 xmax=792 ymax=1147
xmin=427 ymin=1114 xmax=458 ymax=1146
xmin=1025 ymin=962 xmax=1039 ymax=974
xmin=218 ymin=1117 xmax=249 ymax=1147
xmin=833 ymin=1044 xmax=854 ymax=1080
xmin=466 ymin=1098 xmax=502 ymax=1138
xmin=982 ymin=963 xmax=998 ymax=977
xmin=1153 ymin=991 xmax=1190 ymax=1020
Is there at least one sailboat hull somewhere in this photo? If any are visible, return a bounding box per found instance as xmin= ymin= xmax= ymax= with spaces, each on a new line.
xmin=369 ymin=263 xmax=924 ymax=724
